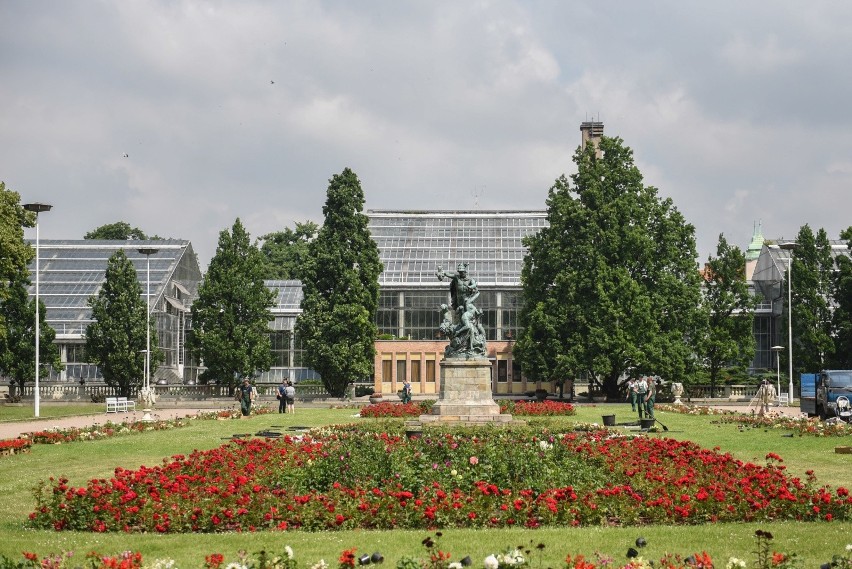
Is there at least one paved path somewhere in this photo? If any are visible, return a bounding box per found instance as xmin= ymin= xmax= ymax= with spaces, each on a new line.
xmin=0 ymin=408 xmax=212 ymax=440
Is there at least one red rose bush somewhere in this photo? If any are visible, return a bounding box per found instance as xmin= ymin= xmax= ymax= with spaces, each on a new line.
xmin=29 ymin=425 xmax=851 ymax=533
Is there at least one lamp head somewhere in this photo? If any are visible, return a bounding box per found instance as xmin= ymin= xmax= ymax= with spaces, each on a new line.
xmin=23 ymin=202 xmax=53 ymax=214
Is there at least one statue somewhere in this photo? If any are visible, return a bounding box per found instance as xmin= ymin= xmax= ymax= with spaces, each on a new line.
xmin=437 ymin=263 xmax=487 ymax=358
xmin=671 ymin=382 xmax=684 ymax=405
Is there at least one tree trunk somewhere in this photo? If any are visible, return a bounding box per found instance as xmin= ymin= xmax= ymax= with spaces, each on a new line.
xmin=603 ymin=371 xmax=622 ymax=401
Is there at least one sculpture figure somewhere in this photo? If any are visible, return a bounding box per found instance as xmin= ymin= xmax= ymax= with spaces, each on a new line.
xmin=437 ymin=263 xmax=487 ymax=358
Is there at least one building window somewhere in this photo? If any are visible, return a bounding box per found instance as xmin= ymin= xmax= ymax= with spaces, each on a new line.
xmin=497 ymin=360 xmax=508 ymax=382
xmin=403 ymin=292 xmax=448 ymax=340
xmin=411 ymin=360 xmax=421 ymax=382
xmin=382 ymin=359 xmax=393 ymax=382
xmin=377 ymin=291 xmax=400 ymax=336
xmin=396 ymin=359 xmax=407 ymax=383
xmin=425 ymin=359 xmax=436 ymax=382
xmin=270 ymin=330 xmax=291 ymax=367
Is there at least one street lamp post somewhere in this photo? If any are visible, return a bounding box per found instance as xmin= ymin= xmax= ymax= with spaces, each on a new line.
xmin=779 ymin=242 xmax=797 ymax=404
xmin=138 ymin=248 xmax=158 ymax=419
xmin=770 ymin=345 xmax=784 ymax=403
xmin=23 ymin=202 xmax=53 ymax=418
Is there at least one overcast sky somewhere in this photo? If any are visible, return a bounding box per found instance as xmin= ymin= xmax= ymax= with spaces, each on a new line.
xmin=3 ymin=1 xmax=851 ymax=270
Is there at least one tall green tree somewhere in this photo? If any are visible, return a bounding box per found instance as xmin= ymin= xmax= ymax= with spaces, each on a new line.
xmin=296 ymin=168 xmax=382 ymax=397
xmin=259 ymin=221 xmax=319 ymax=280
xmin=0 ymin=182 xmax=35 ymax=343
xmin=515 ymin=136 xmax=704 ymax=400
xmin=85 ymin=221 xmax=149 ymax=240
xmin=0 ymin=276 xmax=62 ymax=396
xmin=0 ymin=182 xmax=61 ymax=396
xmin=698 ymin=234 xmax=756 ymax=397
xmin=830 ymin=227 xmax=852 ymax=368
xmin=787 ymin=225 xmax=834 ymax=376
xmin=189 ymin=218 xmax=274 ymax=389
xmin=86 ymin=250 xmax=158 ymax=397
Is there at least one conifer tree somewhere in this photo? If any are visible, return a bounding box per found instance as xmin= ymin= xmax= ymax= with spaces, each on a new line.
xmin=86 ymin=250 xmax=157 ymax=397
xmin=0 ymin=182 xmax=62 ymax=396
xmin=698 ymin=234 xmax=756 ymax=397
xmin=296 ymin=168 xmax=382 ymax=397
xmin=190 ymin=219 xmax=274 ymax=388
xmin=787 ymin=225 xmax=834 ymax=375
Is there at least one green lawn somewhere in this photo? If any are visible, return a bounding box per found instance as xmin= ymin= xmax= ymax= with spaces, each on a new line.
xmin=0 ymin=404 xmax=849 ymax=567
xmin=0 ymin=403 xmax=105 ymax=422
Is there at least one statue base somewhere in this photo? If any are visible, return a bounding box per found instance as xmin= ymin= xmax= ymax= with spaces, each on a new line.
xmin=419 ymin=357 xmax=514 ymax=425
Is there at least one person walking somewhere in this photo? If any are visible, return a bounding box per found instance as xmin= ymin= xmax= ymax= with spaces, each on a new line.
xmin=635 ymin=376 xmax=648 ymax=419
xmin=401 ymin=379 xmax=412 ymax=404
xmin=644 ymin=377 xmax=657 ymax=419
xmin=626 ymin=378 xmax=637 ymax=411
xmin=276 ymin=379 xmax=287 ymax=413
xmin=239 ymin=378 xmax=254 ymax=417
xmin=284 ymin=380 xmax=296 ymax=414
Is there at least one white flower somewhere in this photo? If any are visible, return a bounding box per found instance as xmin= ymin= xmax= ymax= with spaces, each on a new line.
xmin=846 ymin=543 xmax=852 ymax=551
xmin=484 ymin=555 xmax=499 ymax=569
xmin=539 ymin=440 xmax=552 ymax=451
xmin=310 ymin=560 xmax=328 ymax=569
xmin=451 ymin=469 xmax=458 ymax=476
xmin=725 ymin=557 xmax=747 ymax=569
xmin=284 ymin=546 xmax=294 ymax=560
xmin=448 ymin=563 xmax=463 ymax=569
xmin=144 ymin=559 xmax=176 ymax=569
xmin=225 ymin=563 xmax=248 ymax=569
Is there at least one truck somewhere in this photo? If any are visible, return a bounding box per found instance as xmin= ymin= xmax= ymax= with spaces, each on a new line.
xmin=800 ymin=370 xmax=852 ymax=421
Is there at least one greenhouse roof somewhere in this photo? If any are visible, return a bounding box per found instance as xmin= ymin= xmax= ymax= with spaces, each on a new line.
xmin=25 ymin=240 xmax=201 ymax=338
xmin=367 ymin=210 xmax=547 ymax=287
xmin=266 ymin=280 xmax=303 ymax=311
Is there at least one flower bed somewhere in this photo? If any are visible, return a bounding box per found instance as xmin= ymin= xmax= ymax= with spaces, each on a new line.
xmin=4 ymin=532 xmax=852 ymax=569
xmin=28 ymin=425 xmax=851 ymax=533
xmin=359 ymin=401 xmax=574 ymax=418
xmin=716 ymin=414 xmax=852 ymax=437
xmin=0 ymin=438 xmax=32 ymax=456
xmin=359 ymin=401 xmax=431 ymax=418
xmin=499 ymin=401 xmax=575 ymax=416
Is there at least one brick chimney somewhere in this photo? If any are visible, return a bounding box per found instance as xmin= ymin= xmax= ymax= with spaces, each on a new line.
xmin=580 ymin=121 xmax=604 ymax=158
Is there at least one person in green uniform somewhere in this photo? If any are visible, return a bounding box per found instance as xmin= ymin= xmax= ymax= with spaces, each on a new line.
xmin=239 ymin=378 xmax=254 ymax=417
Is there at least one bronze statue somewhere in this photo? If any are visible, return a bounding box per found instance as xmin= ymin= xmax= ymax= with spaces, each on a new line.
xmin=437 ymin=263 xmax=487 ymax=358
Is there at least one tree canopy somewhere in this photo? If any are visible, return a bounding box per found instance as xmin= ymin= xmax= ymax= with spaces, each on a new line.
xmin=697 ymin=234 xmax=755 ymax=396
xmin=296 ymin=168 xmax=382 ymax=397
xmin=86 ymin=249 xmax=157 ymax=397
xmin=0 ymin=182 xmax=61 ymax=394
xmin=787 ymin=225 xmax=834 ymax=375
xmin=830 ymin=227 xmax=852 ymax=368
xmin=258 ymin=221 xmax=319 ymax=280
xmin=514 ymin=136 xmax=703 ymax=399
xmin=85 ymin=221 xmax=150 ymax=240
xmin=189 ymin=218 xmax=275 ymax=388
xmin=0 ymin=182 xmax=35 ymax=342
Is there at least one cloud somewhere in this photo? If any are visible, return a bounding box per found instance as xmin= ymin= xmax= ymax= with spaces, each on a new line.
xmin=2 ymin=0 xmax=852 ymax=269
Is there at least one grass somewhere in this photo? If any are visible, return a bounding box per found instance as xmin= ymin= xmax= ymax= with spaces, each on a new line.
xmin=0 ymin=403 xmax=105 ymax=422
xmin=0 ymin=403 xmax=850 ymax=567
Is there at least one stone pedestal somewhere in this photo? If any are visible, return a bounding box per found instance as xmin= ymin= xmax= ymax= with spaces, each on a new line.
xmin=419 ymin=357 xmax=513 ymax=425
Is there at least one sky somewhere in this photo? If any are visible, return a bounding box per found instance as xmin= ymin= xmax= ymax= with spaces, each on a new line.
xmin=3 ymin=1 xmax=852 ymax=270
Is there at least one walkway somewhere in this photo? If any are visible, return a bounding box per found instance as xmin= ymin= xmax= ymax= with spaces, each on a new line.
xmin=0 ymin=407 xmax=212 ymax=440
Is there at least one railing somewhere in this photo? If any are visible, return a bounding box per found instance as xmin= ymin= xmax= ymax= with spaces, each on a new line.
xmin=685 ymin=384 xmax=760 ymax=400
xmin=7 ymin=381 xmax=334 ymax=402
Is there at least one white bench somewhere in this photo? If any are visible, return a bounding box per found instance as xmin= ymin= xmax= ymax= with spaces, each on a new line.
xmin=106 ymin=397 xmax=136 ymax=413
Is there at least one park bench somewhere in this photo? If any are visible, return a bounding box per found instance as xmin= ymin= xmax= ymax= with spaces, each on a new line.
xmin=105 ymin=397 xmax=136 ymax=413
